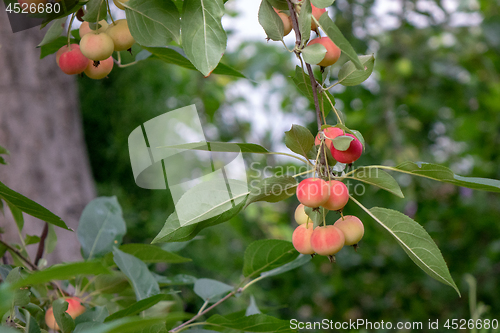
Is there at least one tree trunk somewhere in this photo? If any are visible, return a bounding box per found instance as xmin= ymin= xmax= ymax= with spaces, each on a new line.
xmin=0 ymin=14 xmax=96 ymax=264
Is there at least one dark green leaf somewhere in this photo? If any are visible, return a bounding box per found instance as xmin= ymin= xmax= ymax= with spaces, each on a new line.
xmin=24 ymin=308 xmax=42 ymax=333
xmin=112 ymin=248 xmax=160 ymax=301
xmin=193 ymin=278 xmax=233 ymax=303
xmin=258 ymin=0 xmax=284 ymax=41
xmin=25 ymin=234 xmax=41 ymax=245
xmin=317 ymin=13 xmax=363 ymax=70
xmin=104 ymin=294 xmax=168 ymax=322
xmin=298 ymin=0 xmax=311 ymax=45
xmin=6 ymin=200 xmax=24 ymax=232
xmin=70 ymin=317 xmax=165 ymax=333
xmin=181 ymin=0 xmax=227 ymax=76
xmin=77 ymin=197 xmax=127 ymax=260
xmin=93 ymin=271 xmax=130 ymax=294
xmin=267 ymin=0 xmax=288 ymax=10
xmin=144 ymin=46 xmax=245 ymax=78
xmin=12 ymin=262 xmax=110 ymax=288
xmin=53 ymin=299 xmax=76 ymax=333
xmin=284 ymin=124 xmax=315 ymax=158
xmin=395 ymin=161 xmax=500 ymax=192
xmin=337 ymin=54 xmax=375 ymax=86
xmin=245 ymin=176 xmax=297 ymax=207
xmin=75 ymin=306 xmax=109 ymax=325
xmin=206 ymin=313 xmax=296 ymax=332
xmin=82 ymin=0 xmax=107 ymax=22
xmin=0 ymin=180 xmax=69 ymax=230
xmin=243 ymin=240 xmax=297 ymax=278
xmin=350 ymin=168 xmax=404 ymax=198
xmin=151 ymin=199 xmax=246 ymax=243
xmin=40 ymin=36 xmax=77 ymax=59
xmin=126 ymin=0 xmax=180 ymax=46
xmin=38 ymin=18 xmax=66 ymax=47
xmin=369 ymin=207 xmax=459 ymax=295
xmin=260 ymin=254 xmax=312 ymax=278
xmin=103 ymin=244 xmax=190 ymax=266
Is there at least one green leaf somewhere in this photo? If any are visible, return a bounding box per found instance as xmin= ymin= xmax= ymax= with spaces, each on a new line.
xmin=6 ymin=200 xmax=24 ymax=232
xmin=291 ymin=66 xmax=334 ymax=117
xmin=267 ymin=0 xmax=288 ymax=10
xmin=103 ymin=244 xmax=190 ymax=265
xmin=151 ymin=196 xmax=246 ymax=244
xmin=368 ymin=207 xmax=459 ymax=295
xmin=302 ymin=43 xmax=327 ymax=65
xmin=245 ymin=295 xmax=261 ymax=316
xmin=260 ymin=254 xmax=311 ymax=278
xmin=94 ymin=271 xmax=130 ymax=294
xmin=181 ymin=0 xmax=227 ymax=76
xmin=311 ymin=0 xmax=335 ymax=8
xmin=394 ymin=161 xmax=500 ymax=192
xmin=193 ymin=278 xmax=233 ymax=303
xmin=77 ymin=197 xmax=127 ymax=260
xmin=0 ymin=145 xmax=9 ymax=155
xmin=332 ymin=124 xmax=365 ymax=147
xmin=243 ymin=240 xmax=297 ymax=278
xmin=258 ymin=0 xmax=284 ymax=41
xmin=0 ymin=326 xmax=19 ymax=333
xmin=298 ymin=0 xmax=311 ymax=45
xmin=157 ymin=141 xmax=268 ymax=153
xmin=153 ymin=273 xmax=197 ymax=286
xmin=71 ymin=317 xmax=165 ymax=333
xmin=38 ymin=18 xmax=66 ymax=47
xmin=350 ymin=168 xmax=404 ymax=198
xmin=75 ymin=306 xmax=109 ymax=325
xmin=317 ymin=13 xmax=363 ymax=70
xmin=303 ymin=206 xmax=325 ymax=228
xmin=40 ymin=36 xmax=77 ymax=59
xmin=23 ymin=308 xmax=42 ymax=333
xmin=144 ymin=46 xmax=245 ymax=78
xmin=125 ymin=0 xmax=180 ymax=46
xmin=46 ymin=224 xmax=58 ymax=254
xmin=0 ymin=284 xmax=14 ymax=316
xmin=112 ymin=248 xmax=160 ymax=301
xmin=82 ymin=0 xmax=107 ymax=22
xmin=284 ymin=124 xmax=315 ymax=158
xmin=7 ymin=268 xmax=30 ymax=308
xmin=337 ymin=54 xmax=375 ymax=86
xmin=0 ymin=180 xmax=70 ymax=230
xmin=245 ymin=176 xmax=297 ymax=207
xmin=182 ymin=330 xmax=219 ymax=333
xmin=53 ymin=299 xmax=76 ymax=333
xmin=25 ymin=234 xmax=41 ymax=245
xmin=104 ymin=294 xmax=168 ymax=322
xmin=12 ymin=261 xmax=110 ymax=289
xmin=206 ymin=313 xmax=296 ymax=332
xmin=330 ymin=135 xmax=354 ymax=151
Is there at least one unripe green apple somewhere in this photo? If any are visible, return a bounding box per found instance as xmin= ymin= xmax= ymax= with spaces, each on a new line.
xmin=84 ymin=56 xmax=113 ymax=79
xmin=113 ymin=0 xmax=129 ymax=10
xmin=294 ymin=204 xmax=310 ymax=225
xmin=296 ymin=178 xmax=330 ymax=208
xmin=311 ymin=4 xmax=326 ymax=30
xmin=292 ymin=224 xmax=315 ymax=254
xmin=274 ymin=8 xmax=292 ymax=36
xmin=314 ymin=127 xmax=343 ymax=149
xmin=306 ymin=37 xmax=341 ymax=67
xmin=57 ymin=44 xmax=89 ymax=75
xmin=310 ymin=225 xmax=345 ymax=256
xmin=80 ymin=32 xmax=115 ymax=61
xmin=45 ymin=297 xmax=86 ymax=331
xmin=330 ymin=133 xmax=363 ymax=164
xmin=321 ymin=180 xmax=349 ymax=211
xmin=334 ymin=215 xmax=364 ymax=246
xmin=79 ymin=20 xmax=109 ymax=38
xmin=106 ymin=19 xmax=135 ymax=51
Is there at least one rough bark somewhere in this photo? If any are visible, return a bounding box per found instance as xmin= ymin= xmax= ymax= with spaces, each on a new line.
xmin=0 ymin=13 xmax=96 ymax=264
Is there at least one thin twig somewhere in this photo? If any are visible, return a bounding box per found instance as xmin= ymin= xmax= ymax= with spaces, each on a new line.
xmin=35 ymin=223 xmax=48 ymax=266
xmin=0 ymin=239 xmax=37 ymax=270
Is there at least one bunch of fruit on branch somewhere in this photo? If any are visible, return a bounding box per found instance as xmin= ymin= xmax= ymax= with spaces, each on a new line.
xmin=56 ymin=5 xmax=134 ymax=80
xmin=292 ymin=127 xmax=364 ymax=263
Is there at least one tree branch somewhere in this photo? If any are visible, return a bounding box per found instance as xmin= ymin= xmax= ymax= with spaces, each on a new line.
xmin=0 ymin=239 xmax=37 ymax=270
xmin=35 ymin=222 xmax=49 ymax=266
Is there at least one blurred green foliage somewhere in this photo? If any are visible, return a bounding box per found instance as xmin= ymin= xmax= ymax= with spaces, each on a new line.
xmin=79 ymin=0 xmax=500 ymax=330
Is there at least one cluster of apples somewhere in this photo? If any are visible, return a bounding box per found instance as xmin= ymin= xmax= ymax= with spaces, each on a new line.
xmin=291 ymin=128 xmax=364 ymax=261
xmin=274 ymin=4 xmax=342 ymax=67
xmin=44 ymin=297 xmax=86 ymax=330
xmin=56 ymin=16 xmax=135 ymax=79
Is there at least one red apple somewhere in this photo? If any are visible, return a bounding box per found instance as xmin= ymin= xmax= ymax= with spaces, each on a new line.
xmin=292 ymin=224 xmax=315 ymax=254
xmin=310 ymin=225 xmax=345 ymax=256
xmin=311 ymin=4 xmax=326 ymax=30
xmin=57 ymin=44 xmax=89 ymax=75
xmin=334 ymin=215 xmax=364 ymax=246
xmin=307 ymin=37 xmax=341 ymax=67
xmin=45 ymin=297 xmax=86 ymax=330
xmin=330 ymin=133 xmax=363 ymax=164
xmin=321 ymin=180 xmax=349 ymax=211
xmin=296 ymin=178 xmax=330 ymax=208
xmin=314 ymin=127 xmax=344 ymax=149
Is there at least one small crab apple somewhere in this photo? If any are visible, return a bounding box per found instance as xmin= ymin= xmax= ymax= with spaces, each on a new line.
xmin=274 ymin=8 xmax=292 ymax=36
xmin=45 ymin=297 xmax=86 ymax=330
xmin=106 ymin=19 xmax=135 ymax=51
xmin=294 ymin=204 xmax=310 ymax=225
xmin=314 ymin=127 xmax=344 ymax=149
xmin=84 ymin=56 xmax=113 ymax=80
xmin=113 ymin=0 xmax=129 ymax=10
xmin=310 ymin=225 xmax=345 ymax=261
xmin=79 ymin=20 xmax=109 ymax=38
xmin=334 ymin=215 xmax=364 ymax=246
xmin=296 ymin=178 xmax=330 ymax=208
xmin=321 ymin=180 xmax=349 ymax=211
xmin=292 ymin=224 xmax=315 ymax=254
xmin=56 ymin=44 xmax=89 ymax=75
xmin=311 ymin=4 xmax=326 ymax=30
xmin=330 ymin=133 xmax=363 ymax=164
xmin=79 ymin=32 xmax=115 ymax=61
xmin=306 ymin=37 xmax=341 ymax=67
